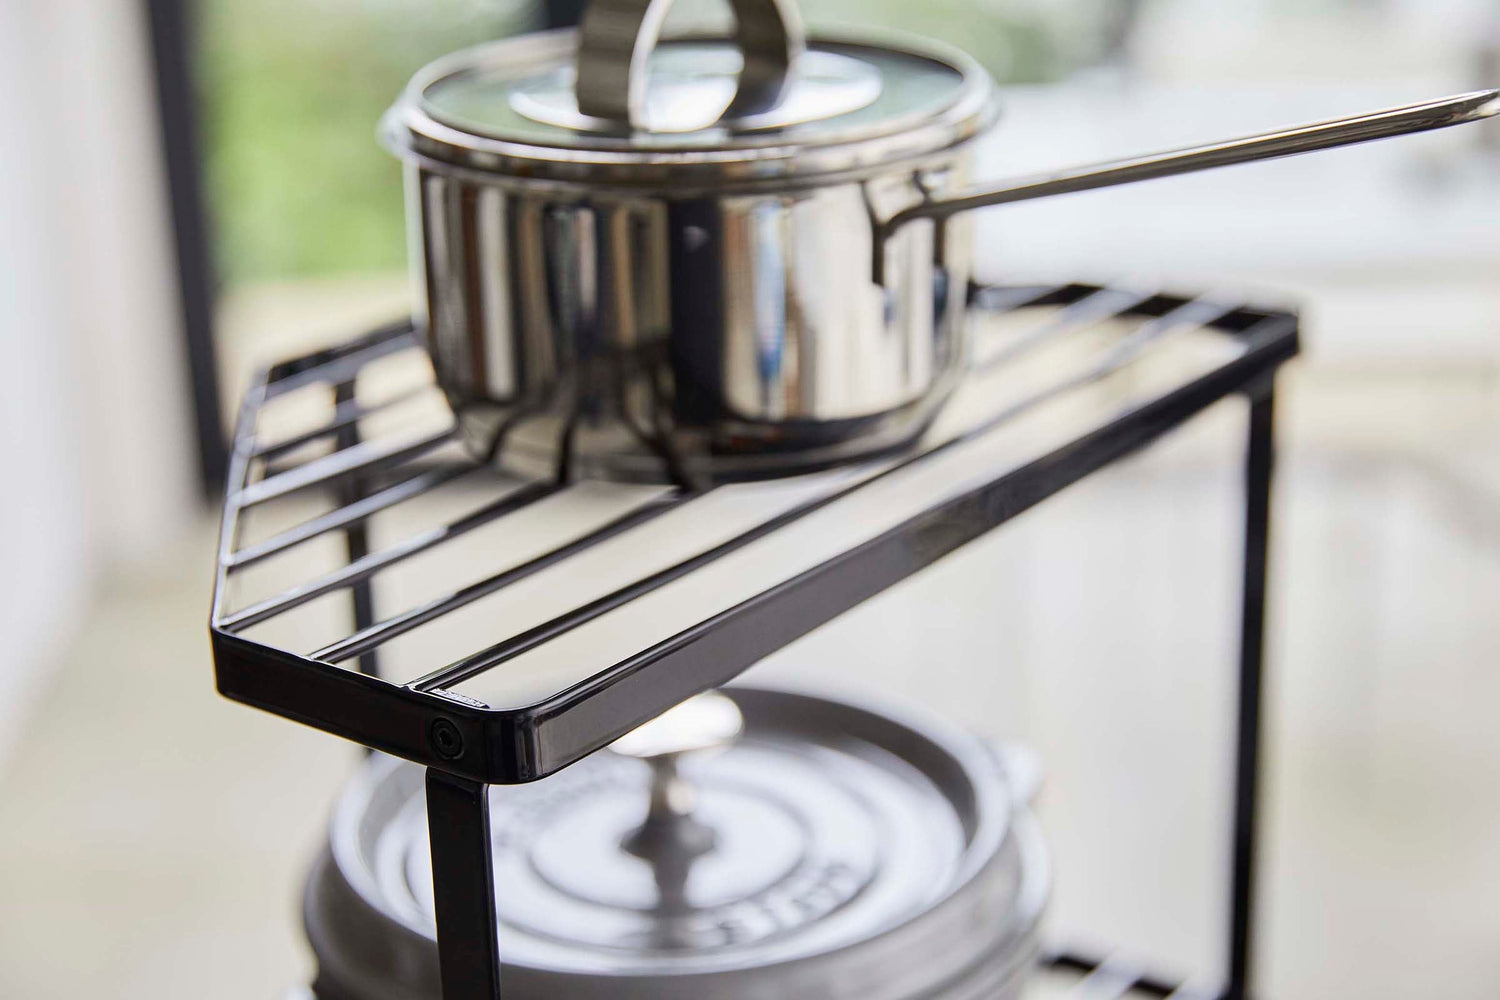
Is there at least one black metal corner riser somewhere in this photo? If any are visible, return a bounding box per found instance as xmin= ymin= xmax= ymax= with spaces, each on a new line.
xmin=1228 ymin=389 xmax=1275 ymax=1000
xmin=403 ymin=384 xmax=1277 ymax=1000
xmin=212 ymin=281 xmax=1295 ymax=1000
xmin=210 ymin=283 xmax=1297 ymax=788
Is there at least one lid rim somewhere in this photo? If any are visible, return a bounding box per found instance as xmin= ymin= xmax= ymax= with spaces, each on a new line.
xmin=327 ymin=685 xmax=1031 ymax=985
xmin=386 ymin=27 xmax=997 ymax=186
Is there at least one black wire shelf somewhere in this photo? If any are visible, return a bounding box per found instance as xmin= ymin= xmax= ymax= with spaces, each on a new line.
xmin=285 ymin=949 xmax=1219 ymax=999
xmin=1040 ymin=951 xmax=1220 ymax=998
xmin=210 ymin=281 xmax=1298 ymax=785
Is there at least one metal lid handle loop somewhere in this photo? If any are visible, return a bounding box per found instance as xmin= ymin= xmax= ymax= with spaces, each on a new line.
xmin=873 ymin=88 xmax=1500 ymax=284
xmin=575 ymin=0 xmax=806 ymax=129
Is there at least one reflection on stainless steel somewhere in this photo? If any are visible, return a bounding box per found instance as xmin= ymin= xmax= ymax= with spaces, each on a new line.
xmin=511 ymin=49 xmax=884 ymax=135
xmin=412 ymin=162 xmax=973 ymax=484
xmin=610 ymin=690 xmax=744 ymax=760
xmin=393 ymin=30 xmax=994 ymax=184
xmin=408 ymin=88 xmax=1498 ymax=485
xmin=387 ymin=0 xmax=1497 ymax=485
xmin=385 ymin=15 xmax=995 ymax=483
xmin=575 ymin=0 xmax=805 ymax=129
xmin=875 ymin=89 xmax=1500 ymax=281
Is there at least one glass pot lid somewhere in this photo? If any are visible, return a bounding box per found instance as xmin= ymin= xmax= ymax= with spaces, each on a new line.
xmin=382 ymin=0 xmax=996 ymax=187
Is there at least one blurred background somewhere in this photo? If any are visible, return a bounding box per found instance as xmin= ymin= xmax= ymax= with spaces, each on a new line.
xmin=1 ymin=0 xmax=1498 ymax=997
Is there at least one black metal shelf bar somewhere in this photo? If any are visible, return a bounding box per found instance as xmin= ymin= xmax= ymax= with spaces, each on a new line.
xmin=1069 ymin=958 xmax=1147 ymax=999
xmin=333 ymin=377 xmax=382 ymax=678
xmin=211 ymin=390 xmax=268 ymax=628
xmin=1086 ymin=298 xmax=1235 ymax=368
xmin=313 ymin=489 xmax=696 ymax=664
xmin=1044 ymin=952 xmax=1216 ymax=998
xmin=504 ymin=316 xmax=1293 ymax=778
xmin=969 ymin=280 xmax=1104 ymax=312
xmin=400 ymin=288 xmax=1218 ymax=694
xmin=972 ymin=295 xmax=1239 ymax=419
xmin=235 ymin=426 xmax=456 ymax=510
xmin=226 ymin=464 xmax=473 ymax=570
xmin=405 ymin=474 xmax=868 ymax=690
xmin=221 ymin=480 xmax=559 ymax=632
xmin=226 ymin=282 xmax=1141 ymax=657
xmin=252 ymin=384 xmax=431 ymax=462
xmin=261 ymin=320 xmax=417 ymax=399
xmin=973 ymin=286 xmax=1154 ymax=373
xmin=388 ymin=293 xmax=1240 ymax=691
xmin=406 ymin=293 xmax=1202 ymax=692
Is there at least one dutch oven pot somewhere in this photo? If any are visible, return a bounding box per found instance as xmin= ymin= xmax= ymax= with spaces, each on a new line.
xmin=383 ymin=0 xmax=1497 ymax=484
xmin=303 ymin=687 xmax=1050 ymax=1000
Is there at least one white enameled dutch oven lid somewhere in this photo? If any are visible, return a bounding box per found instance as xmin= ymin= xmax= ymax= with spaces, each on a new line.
xmin=308 ymin=687 xmax=1048 ymax=1000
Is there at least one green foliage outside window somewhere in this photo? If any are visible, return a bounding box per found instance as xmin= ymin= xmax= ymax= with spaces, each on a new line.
xmin=198 ymin=0 xmax=1067 ymax=285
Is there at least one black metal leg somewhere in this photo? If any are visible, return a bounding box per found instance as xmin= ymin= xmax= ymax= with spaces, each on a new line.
xmin=334 ymin=380 xmax=380 ymax=678
xmin=426 ymin=769 xmax=504 ymax=1000
xmin=1226 ymin=386 xmax=1275 ymax=1000
xmin=143 ymin=0 xmax=229 ymax=495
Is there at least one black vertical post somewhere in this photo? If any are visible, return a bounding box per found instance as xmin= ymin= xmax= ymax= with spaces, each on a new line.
xmin=426 ymin=769 xmax=504 ymax=1000
xmin=334 ymin=379 xmax=381 ymax=678
xmin=541 ymin=0 xmax=586 ymax=28
xmin=142 ymin=0 xmax=228 ymax=494
xmin=1226 ymin=387 xmax=1275 ymax=1000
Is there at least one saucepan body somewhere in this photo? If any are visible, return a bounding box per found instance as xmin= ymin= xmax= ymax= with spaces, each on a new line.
xmin=403 ymin=144 xmax=982 ymax=483
xmin=385 ymin=23 xmax=998 ymax=484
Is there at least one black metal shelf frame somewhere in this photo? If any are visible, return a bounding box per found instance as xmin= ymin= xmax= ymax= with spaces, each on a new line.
xmin=210 ymin=282 xmax=1297 ymax=1000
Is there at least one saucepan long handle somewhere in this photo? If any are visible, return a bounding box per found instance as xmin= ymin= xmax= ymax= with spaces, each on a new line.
xmin=874 ymin=89 xmax=1500 ymax=284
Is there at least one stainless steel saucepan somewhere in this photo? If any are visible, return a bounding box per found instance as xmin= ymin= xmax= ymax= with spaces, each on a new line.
xmin=382 ymin=0 xmax=1497 ymax=485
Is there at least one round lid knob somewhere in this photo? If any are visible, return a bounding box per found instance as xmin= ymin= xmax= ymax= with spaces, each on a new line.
xmin=610 ymin=689 xmax=744 ymax=760
xmin=574 ymin=0 xmax=806 ymax=130
xmin=610 ymin=691 xmax=743 ymax=878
